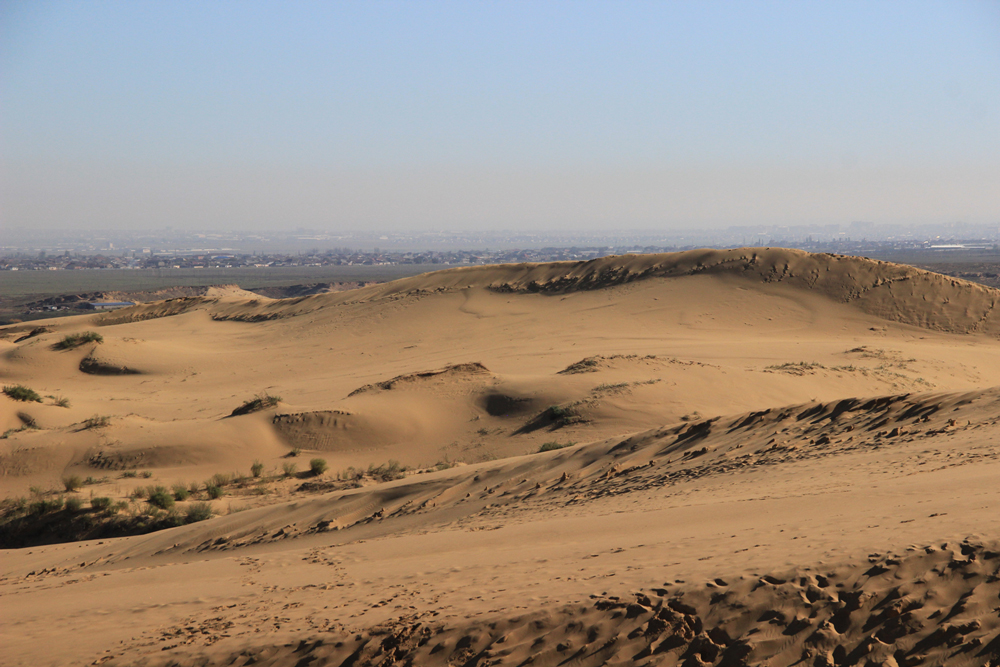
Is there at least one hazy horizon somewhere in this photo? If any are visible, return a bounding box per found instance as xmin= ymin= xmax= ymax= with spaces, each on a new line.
xmin=2 ymin=1 xmax=999 ymax=234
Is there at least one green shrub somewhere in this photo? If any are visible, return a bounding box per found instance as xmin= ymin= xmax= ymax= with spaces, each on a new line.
xmin=288 ymin=447 xmax=301 ymax=457
xmin=53 ymin=395 xmax=71 ymax=408
xmin=188 ymin=481 xmax=201 ymax=495
xmin=146 ymin=486 xmax=174 ymax=510
xmin=31 ymin=497 xmax=64 ymax=514
xmin=210 ymin=472 xmax=232 ymax=487
xmin=62 ymin=475 xmax=83 ymax=492
xmin=54 ymin=331 xmax=103 ymax=350
xmin=65 ymin=496 xmax=84 ymax=512
xmin=185 ymin=502 xmax=213 ymax=523
xmin=130 ymin=486 xmax=147 ymax=499
xmin=282 ymin=462 xmax=298 ymax=477
xmin=90 ymin=496 xmax=112 ymax=511
xmin=250 ymin=460 xmax=264 ymax=478
xmin=230 ymin=393 xmax=281 ymax=417
xmin=139 ymin=470 xmax=152 ymax=478
xmin=206 ymin=484 xmax=224 ymax=499
xmin=3 ymin=385 xmax=42 ymax=402
xmin=538 ymin=441 xmax=574 ymax=452
xmin=309 ymin=458 xmax=328 ymax=476
xmin=121 ymin=470 xmax=137 ymax=478
xmin=172 ymin=484 xmax=190 ymax=501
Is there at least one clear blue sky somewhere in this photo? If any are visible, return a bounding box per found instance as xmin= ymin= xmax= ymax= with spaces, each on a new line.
xmin=1 ymin=1 xmax=998 ymax=232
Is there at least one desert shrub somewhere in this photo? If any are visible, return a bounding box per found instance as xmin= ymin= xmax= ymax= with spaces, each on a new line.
xmin=188 ymin=481 xmax=201 ymax=494
xmin=185 ymin=502 xmax=213 ymax=523
xmin=3 ymin=385 xmax=42 ymax=403
xmin=62 ymin=475 xmax=83 ymax=492
xmin=161 ymin=511 xmax=185 ymax=528
xmin=121 ymin=470 xmax=137 ymax=478
xmin=111 ymin=501 xmax=128 ymax=514
xmin=230 ymin=392 xmax=281 ymax=417
xmin=53 ymin=396 xmax=71 ymax=408
xmin=206 ymin=484 xmax=224 ymax=499
xmin=65 ymin=496 xmax=84 ymax=512
xmin=83 ymin=476 xmax=106 ymax=485
xmin=146 ymin=486 xmax=174 ymax=510
xmin=83 ymin=415 xmax=111 ymax=429
xmin=1 ymin=497 xmax=28 ymax=517
xmin=282 ymin=462 xmax=298 ymax=477
xmin=368 ymin=460 xmax=405 ymax=481
xmin=309 ymin=458 xmax=328 ymax=476
xmin=54 ymin=331 xmax=103 ymax=350
xmin=288 ymin=447 xmax=301 ymax=457
xmin=139 ymin=470 xmax=152 ymax=478
xmin=90 ymin=496 xmax=112 ymax=511
xmin=210 ymin=472 xmax=233 ymax=487
xmin=538 ymin=441 xmax=574 ymax=452
xmin=31 ymin=497 xmax=64 ymax=514
xmin=250 ymin=460 xmax=264 ymax=478
xmin=172 ymin=484 xmax=190 ymax=501
xmin=130 ymin=486 xmax=148 ymax=500
xmin=338 ymin=466 xmax=361 ymax=481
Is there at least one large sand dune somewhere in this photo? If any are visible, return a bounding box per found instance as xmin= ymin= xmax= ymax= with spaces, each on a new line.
xmin=4 ymin=248 xmax=1000 ymax=666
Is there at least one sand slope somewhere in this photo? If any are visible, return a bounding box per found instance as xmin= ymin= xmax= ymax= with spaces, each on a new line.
xmin=3 ymin=248 xmax=1000 ymax=666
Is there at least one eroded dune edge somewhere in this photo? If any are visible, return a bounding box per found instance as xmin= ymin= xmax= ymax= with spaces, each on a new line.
xmin=4 ymin=248 xmax=1000 ymax=667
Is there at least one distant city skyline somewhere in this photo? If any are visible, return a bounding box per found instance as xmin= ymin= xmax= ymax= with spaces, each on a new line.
xmin=2 ymin=1 xmax=999 ymax=233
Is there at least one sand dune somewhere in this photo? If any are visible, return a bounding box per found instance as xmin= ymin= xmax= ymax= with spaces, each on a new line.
xmin=4 ymin=248 xmax=1000 ymax=666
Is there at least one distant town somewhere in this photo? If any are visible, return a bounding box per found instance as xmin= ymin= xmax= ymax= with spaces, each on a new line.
xmin=2 ymin=222 xmax=1000 ymax=272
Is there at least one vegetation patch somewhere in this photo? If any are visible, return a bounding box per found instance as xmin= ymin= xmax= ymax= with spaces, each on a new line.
xmin=3 ymin=385 xmax=42 ymax=403
xmin=231 ymin=393 xmax=281 ymax=417
xmin=82 ymin=415 xmax=112 ymax=429
xmin=54 ymin=331 xmax=104 ymax=350
xmin=538 ymin=441 xmax=575 ymax=453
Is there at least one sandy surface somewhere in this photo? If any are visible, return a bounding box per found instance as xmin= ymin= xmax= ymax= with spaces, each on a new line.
xmin=3 ymin=248 xmax=1000 ymax=666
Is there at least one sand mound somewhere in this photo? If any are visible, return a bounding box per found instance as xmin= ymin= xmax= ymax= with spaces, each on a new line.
xmin=348 ymin=362 xmax=491 ymax=397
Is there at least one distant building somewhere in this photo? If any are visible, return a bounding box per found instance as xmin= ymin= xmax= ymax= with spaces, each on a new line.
xmin=86 ymin=302 xmax=135 ymax=310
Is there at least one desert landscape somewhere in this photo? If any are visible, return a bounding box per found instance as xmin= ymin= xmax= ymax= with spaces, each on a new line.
xmin=4 ymin=247 xmax=1000 ymax=667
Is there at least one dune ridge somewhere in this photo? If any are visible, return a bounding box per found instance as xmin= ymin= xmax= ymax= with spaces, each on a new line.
xmin=69 ymin=248 xmax=1000 ymax=334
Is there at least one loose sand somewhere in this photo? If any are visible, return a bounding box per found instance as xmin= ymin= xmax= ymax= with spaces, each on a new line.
xmin=3 ymin=248 xmax=1000 ymax=666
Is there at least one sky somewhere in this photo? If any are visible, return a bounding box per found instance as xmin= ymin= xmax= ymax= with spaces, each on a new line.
xmin=1 ymin=0 xmax=998 ymax=234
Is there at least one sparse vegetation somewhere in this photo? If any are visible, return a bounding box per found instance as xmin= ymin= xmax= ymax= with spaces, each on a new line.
xmin=539 ymin=441 xmax=575 ymax=452
xmin=282 ymin=462 xmax=298 ymax=477
xmin=185 ymin=502 xmax=213 ymax=523
xmin=52 ymin=396 xmax=71 ymax=408
xmin=62 ymin=475 xmax=83 ymax=492
xmin=206 ymin=484 xmax=224 ymax=499
xmin=171 ymin=484 xmax=190 ymax=501
xmin=54 ymin=331 xmax=103 ymax=350
xmin=231 ymin=392 xmax=281 ymax=417
xmin=65 ymin=496 xmax=83 ymax=512
xmin=251 ymin=460 xmax=264 ymax=478
xmin=209 ymin=472 xmax=233 ymax=487
xmin=368 ymin=460 xmax=405 ymax=481
xmin=3 ymin=385 xmax=42 ymax=403
xmin=309 ymin=458 xmax=328 ymax=476
xmin=146 ymin=486 xmax=175 ymax=510
xmin=82 ymin=415 xmax=111 ymax=429
xmin=90 ymin=497 xmax=112 ymax=511
xmin=593 ymin=382 xmax=630 ymax=393
xmin=139 ymin=470 xmax=152 ymax=478
xmin=288 ymin=447 xmax=301 ymax=457
xmin=765 ymin=361 xmax=825 ymax=375
xmin=121 ymin=470 xmax=138 ymax=478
